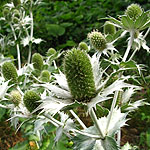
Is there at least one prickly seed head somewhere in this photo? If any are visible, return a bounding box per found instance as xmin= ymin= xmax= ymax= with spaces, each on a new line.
xmin=2 ymin=62 xmax=18 ymax=84
xmin=10 ymin=90 xmax=21 ymax=106
xmin=23 ymin=90 xmax=41 ymax=113
xmin=104 ymin=21 xmax=116 ymax=35
xmin=64 ymin=48 xmax=96 ymax=102
xmin=40 ymin=70 xmax=50 ymax=82
xmin=125 ymin=4 xmax=143 ymax=21
xmin=88 ymin=30 xmax=107 ymax=51
xmin=32 ymin=53 xmax=43 ymax=70
xmin=79 ymin=42 xmax=89 ymax=52
xmin=47 ymin=48 xmax=56 ymax=56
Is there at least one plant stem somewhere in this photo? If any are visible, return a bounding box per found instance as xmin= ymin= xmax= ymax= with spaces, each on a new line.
xmin=123 ymin=30 xmax=135 ymax=62
xmin=143 ymin=27 xmax=150 ymax=39
xmin=70 ymin=110 xmax=87 ymax=129
xmin=10 ymin=23 xmax=21 ymax=70
xmin=89 ymin=108 xmax=104 ymax=139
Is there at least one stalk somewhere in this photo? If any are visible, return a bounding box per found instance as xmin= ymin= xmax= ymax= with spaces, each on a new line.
xmin=10 ymin=23 xmax=21 ymax=70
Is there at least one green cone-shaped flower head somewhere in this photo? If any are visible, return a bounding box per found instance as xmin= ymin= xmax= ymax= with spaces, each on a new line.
xmin=125 ymin=4 xmax=143 ymax=21
xmin=104 ymin=21 xmax=116 ymax=35
xmin=40 ymin=70 xmax=50 ymax=82
xmin=79 ymin=42 xmax=89 ymax=52
xmin=32 ymin=53 xmax=43 ymax=70
xmin=2 ymin=62 xmax=18 ymax=84
xmin=10 ymin=90 xmax=21 ymax=106
xmin=47 ymin=48 xmax=56 ymax=56
xmin=88 ymin=30 xmax=107 ymax=51
xmin=64 ymin=48 xmax=96 ymax=102
xmin=23 ymin=90 xmax=41 ymax=113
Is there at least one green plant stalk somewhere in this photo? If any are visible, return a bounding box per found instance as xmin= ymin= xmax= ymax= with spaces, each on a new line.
xmin=70 ymin=110 xmax=87 ymax=129
xmin=10 ymin=23 xmax=21 ymax=70
xmin=89 ymin=108 xmax=104 ymax=139
xmin=106 ymin=30 xmax=135 ymax=146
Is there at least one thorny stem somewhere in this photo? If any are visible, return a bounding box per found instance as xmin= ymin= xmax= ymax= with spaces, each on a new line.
xmin=70 ymin=110 xmax=87 ymax=129
xmin=10 ymin=23 xmax=21 ymax=70
xmin=89 ymin=108 xmax=104 ymax=139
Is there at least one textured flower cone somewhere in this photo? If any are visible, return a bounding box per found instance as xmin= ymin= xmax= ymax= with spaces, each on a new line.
xmin=79 ymin=42 xmax=89 ymax=51
xmin=125 ymin=4 xmax=142 ymax=21
xmin=47 ymin=48 xmax=56 ymax=56
xmin=2 ymin=62 xmax=18 ymax=84
xmin=64 ymin=48 xmax=96 ymax=102
xmin=10 ymin=90 xmax=21 ymax=106
xmin=32 ymin=53 xmax=43 ymax=71
xmin=23 ymin=90 xmax=41 ymax=113
xmin=104 ymin=21 xmax=116 ymax=35
xmin=88 ymin=31 xmax=107 ymax=51
xmin=40 ymin=70 xmax=50 ymax=82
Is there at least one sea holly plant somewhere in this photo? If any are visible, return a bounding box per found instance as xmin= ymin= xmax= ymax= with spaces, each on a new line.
xmin=0 ymin=2 xmax=150 ymax=150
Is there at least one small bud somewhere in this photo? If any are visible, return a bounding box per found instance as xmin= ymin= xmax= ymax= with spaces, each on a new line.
xmin=32 ymin=53 xmax=43 ymax=71
xmin=2 ymin=62 xmax=18 ymax=84
xmin=64 ymin=48 xmax=96 ymax=102
xmin=40 ymin=70 xmax=50 ymax=82
xmin=47 ymin=48 xmax=56 ymax=56
xmin=104 ymin=21 xmax=116 ymax=35
xmin=88 ymin=30 xmax=107 ymax=51
xmin=23 ymin=90 xmax=41 ymax=113
xmin=10 ymin=90 xmax=21 ymax=106
xmin=12 ymin=17 xmax=19 ymax=24
xmin=3 ymin=8 xmax=11 ymax=21
xmin=125 ymin=4 xmax=143 ymax=21
xmin=79 ymin=42 xmax=89 ymax=52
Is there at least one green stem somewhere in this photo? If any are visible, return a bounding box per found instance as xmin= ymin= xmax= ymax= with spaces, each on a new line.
xmin=89 ymin=108 xmax=104 ymax=139
xmin=10 ymin=23 xmax=21 ymax=70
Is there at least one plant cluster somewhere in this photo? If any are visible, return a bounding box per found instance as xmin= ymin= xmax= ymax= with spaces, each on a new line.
xmin=0 ymin=1 xmax=150 ymax=150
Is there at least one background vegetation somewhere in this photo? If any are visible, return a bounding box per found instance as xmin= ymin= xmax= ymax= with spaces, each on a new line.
xmin=0 ymin=0 xmax=150 ymax=149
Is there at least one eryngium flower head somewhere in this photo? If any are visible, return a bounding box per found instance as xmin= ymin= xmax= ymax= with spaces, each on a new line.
xmin=32 ymin=53 xmax=43 ymax=70
xmin=104 ymin=21 xmax=116 ymax=35
xmin=125 ymin=4 xmax=143 ymax=21
xmin=10 ymin=90 xmax=21 ymax=106
xmin=2 ymin=62 xmax=18 ymax=84
xmin=47 ymin=48 xmax=56 ymax=56
xmin=23 ymin=90 xmax=41 ymax=113
xmin=88 ymin=30 xmax=107 ymax=51
xmin=40 ymin=70 xmax=50 ymax=82
xmin=79 ymin=42 xmax=89 ymax=51
xmin=64 ymin=48 xmax=96 ymax=102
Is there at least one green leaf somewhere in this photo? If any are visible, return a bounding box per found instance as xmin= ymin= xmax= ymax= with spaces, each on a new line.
xmin=121 ymin=15 xmax=134 ymax=29
xmin=140 ymin=19 xmax=150 ymax=31
xmin=9 ymin=141 xmax=28 ymax=150
xmin=46 ymin=24 xmax=65 ymax=37
xmin=101 ymin=136 xmax=119 ymax=150
xmin=0 ymin=107 xmax=6 ymax=120
xmin=135 ymin=12 xmax=149 ymax=29
xmin=107 ymin=16 xmax=122 ymax=27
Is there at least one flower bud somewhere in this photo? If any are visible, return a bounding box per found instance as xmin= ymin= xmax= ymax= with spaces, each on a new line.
xmin=125 ymin=4 xmax=143 ymax=21
xmin=104 ymin=21 xmax=116 ymax=35
xmin=79 ymin=42 xmax=89 ymax=52
xmin=23 ymin=90 xmax=41 ymax=113
xmin=64 ymin=48 xmax=96 ymax=102
xmin=2 ymin=62 xmax=18 ymax=84
xmin=32 ymin=53 xmax=43 ymax=71
xmin=40 ymin=70 xmax=50 ymax=82
xmin=88 ymin=30 xmax=107 ymax=51
xmin=47 ymin=48 xmax=56 ymax=56
xmin=10 ymin=90 xmax=21 ymax=106
xmin=3 ymin=8 xmax=11 ymax=21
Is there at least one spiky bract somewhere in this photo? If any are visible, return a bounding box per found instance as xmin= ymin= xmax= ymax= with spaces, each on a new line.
xmin=10 ymin=90 xmax=21 ymax=106
xmin=79 ymin=42 xmax=89 ymax=51
xmin=104 ymin=21 xmax=116 ymax=35
xmin=88 ymin=31 xmax=107 ymax=51
xmin=47 ymin=48 xmax=56 ymax=56
xmin=64 ymin=48 xmax=96 ymax=102
xmin=2 ymin=62 xmax=18 ymax=84
xmin=23 ymin=90 xmax=41 ymax=113
xmin=40 ymin=70 xmax=50 ymax=82
xmin=32 ymin=53 xmax=43 ymax=70
xmin=125 ymin=4 xmax=143 ymax=21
